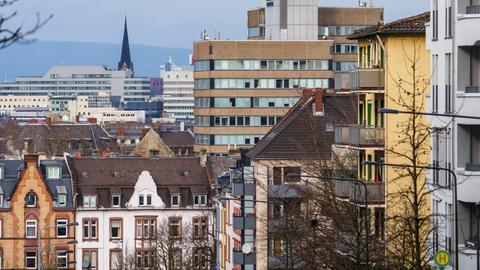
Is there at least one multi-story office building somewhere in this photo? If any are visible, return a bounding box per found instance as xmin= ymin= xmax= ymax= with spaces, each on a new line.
xmin=161 ymin=70 xmax=194 ymax=122
xmin=0 ymin=65 xmax=151 ymax=103
xmin=426 ymin=0 xmax=480 ymax=268
xmin=193 ymin=1 xmax=383 ymax=155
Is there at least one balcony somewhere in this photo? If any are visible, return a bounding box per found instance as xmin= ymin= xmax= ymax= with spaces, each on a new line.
xmin=233 ymin=215 xmax=256 ymax=230
xmin=349 ymin=69 xmax=385 ymax=91
xmin=335 ymin=125 xmax=385 ymax=148
xmin=467 ymin=5 xmax=480 ymax=14
xmin=233 ymin=251 xmax=256 ymax=265
xmin=456 ymin=14 xmax=480 ymax=47
xmin=334 ymin=180 xmax=385 ymax=203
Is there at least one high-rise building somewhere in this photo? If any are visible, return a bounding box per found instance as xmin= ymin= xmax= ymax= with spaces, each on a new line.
xmin=193 ymin=1 xmax=383 ymax=155
xmin=426 ymin=0 xmax=480 ymax=268
xmin=161 ymin=70 xmax=194 ymax=122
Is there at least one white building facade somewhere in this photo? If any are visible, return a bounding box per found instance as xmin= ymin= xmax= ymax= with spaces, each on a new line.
xmin=0 ymin=65 xmax=151 ymax=103
xmin=70 ymin=157 xmax=214 ymax=270
xmin=161 ymin=70 xmax=194 ymax=122
xmin=426 ymin=0 xmax=480 ymax=268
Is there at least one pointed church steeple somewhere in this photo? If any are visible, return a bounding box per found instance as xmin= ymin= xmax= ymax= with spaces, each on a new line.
xmin=118 ymin=17 xmax=134 ymax=74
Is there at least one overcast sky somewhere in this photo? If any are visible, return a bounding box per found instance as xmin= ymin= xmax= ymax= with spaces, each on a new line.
xmin=4 ymin=0 xmax=430 ymax=49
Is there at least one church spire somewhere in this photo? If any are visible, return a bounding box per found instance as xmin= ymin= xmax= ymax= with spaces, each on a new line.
xmin=118 ymin=16 xmax=134 ymax=74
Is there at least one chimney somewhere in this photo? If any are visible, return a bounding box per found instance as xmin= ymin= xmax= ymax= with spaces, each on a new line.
xmin=23 ymin=155 xmax=39 ymax=167
xmin=87 ymin=118 xmax=97 ymax=124
xmin=200 ymin=150 xmax=207 ymax=168
xmin=180 ymin=122 xmax=185 ymax=132
xmin=46 ymin=117 xmax=52 ymax=128
xmin=314 ymin=89 xmax=325 ymax=116
xmin=302 ymin=89 xmax=314 ymax=101
xmin=101 ymin=151 xmax=109 ymax=158
xmin=75 ymin=115 xmax=80 ymax=123
xmin=74 ymin=151 xmax=82 ymax=158
xmin=118 ymin=127 xmax=125 ymax=136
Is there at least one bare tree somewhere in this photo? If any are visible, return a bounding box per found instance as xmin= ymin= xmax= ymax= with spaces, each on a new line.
xmin=0 ymin=0 xmax=52 ymax=49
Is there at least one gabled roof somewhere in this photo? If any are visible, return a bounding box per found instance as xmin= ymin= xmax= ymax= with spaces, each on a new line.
xmin=0 ymin=158 xmax=74 ymax=209
xmin=349 ymin=11 xmax=430 ymax=39
xmin=247 ymin=91 xmax=357 ymax=160
xmin=161 ymin=131 xmax=194 ymax=146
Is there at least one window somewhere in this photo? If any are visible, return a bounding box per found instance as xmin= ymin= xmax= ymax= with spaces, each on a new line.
xmin=82 ymin=249 xmax=98 ymax=270
xmin=193 ymin=248 xmax=209 ymax=270
xmin=25 ymin=251 xmax=37 ymax=269
xmin=193 ymin=217 xmax=208 ymax=239
xmin=169 ymin=217 xmax=182 ymax=238
xmin=111 ymin=195 xmax=121 ymax=207
xmin=56 ymin=219 xmax=68 ymax=238
xmin=110 ymin=219 xmax=122 ymax=240
xmin=57 ymin=194 xmax=66 ymax=207
xmin=47 ymin=166 xmax=60 ymax=179
xmin=57 ymin=250 xmax=68 ymax=269
xmin=110 ymin=249 xmax=122 ymax=270
xmin=445 ymin=0 xmax=452 ymax=38
xmin=26 ymin=193 xmax=36 ymax=207
xmin=445 ymin=53 xmax=452 ymax=113
xmin=193 ymin=195 xmax=207 ymax=206
xmin=83 ymin=196 xmax=97 ymax=208
xmin=26 ymin=220 xmax=37 ymax=238
xmin=136 ymin=249 xmax=155 ymax=269
xmin=172 ymin=249 xmax=182 ymax=270
xmin=0 ymin=166 xmax=3 ymax=179
xmin=374 ymin=208 xmax=385 ymax=240
xmin=272 ymin=167 xmax=301 ymax=184
xmin=136 ymin=218 xmax=156 ymax=239
xmin=432 ymin=0 xmax=439 ymax=40
xmin=432 ymin=54 xmax=439 ymax=112
xmin=139 ymin=195 xmax=144 ymax=206
xmin=171 ymin=194 xmax=180 ymax=207
xmin=83 ymin=218 xmax=98 ymax=241
xmin=146 ymin=195 xmax=152 ymax=206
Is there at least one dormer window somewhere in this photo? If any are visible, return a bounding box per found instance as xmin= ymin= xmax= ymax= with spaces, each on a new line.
xmin=171 ymin=194 xmax=181 ymax=207
xmin=83 ymin=195 xmax=97 ymax=208
xmin=111 ymin=195 xmax=121 ymax=207
xmin=56 ymin=186 xmax=67 ymax=207
xmin=112 ymin=171 xmax=120 ymax=177
xmin=47 ymin=166 xmax=60 ymax=179
xmin=26 ymin=193 xmax=37 ymax=207
xmin=146 ymin=195 xmax=152 ymax=206
xmin=193 ymin=195 xmax=207 ymax=207
xmin=139 ymin=195 xmax=144 ymax=206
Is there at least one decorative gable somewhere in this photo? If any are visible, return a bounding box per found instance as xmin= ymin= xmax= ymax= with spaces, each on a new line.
xmin=127 ymin=171 xmax=165 ymax=208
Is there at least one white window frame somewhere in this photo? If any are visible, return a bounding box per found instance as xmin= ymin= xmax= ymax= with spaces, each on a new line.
xmin=47 ymin=166 xmax=60 ymax=179
xmin=139 ymin=195 xmax=144 ymax=206
xmin=56 ymin=250 xmax=67 ymax=269
xmin=26 ymin=220 xmax=37 ymax=239
xmin=57 ymin=194 xmax=66 ymax=207
xmin=26 ymin=193 xmax=36 ymax=207
xmin=146 ymin=195 xmax=152 ymax=206
xmin=25 ymin=251 xmax=37 ymax=269
xmin=193 ymin=195 xmax=207 ymax=207
xmin=111 ymin=195 xmax=121 ymax=207
xmin=83 ymin=196 xmax=97 ymax=208
xmin=171 ymin=194 xmax=181 ymax=207
xmin=56 ymin=219 xmax=68 ymax=238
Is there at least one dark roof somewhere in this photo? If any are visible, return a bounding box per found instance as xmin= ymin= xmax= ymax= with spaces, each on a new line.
xmin=247 ymin=91 xmax=357 ymax=160
xmin=0 ymin=122 xmax=120 ymax=157
xmin=349 ymin=12 xmax=429 ymax=39
xmin=69 ymin=157 xmax=213 ymax=208
xmin=118 ymin=16 xmax=134 ymax=73
xmin=0 ymin=159 xmax=74 ymax=208
xmin=161 ymin=131 xmax=194 ymax=146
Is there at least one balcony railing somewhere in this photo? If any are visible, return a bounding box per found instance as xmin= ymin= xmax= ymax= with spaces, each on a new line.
xmin=467 ymin=5 xmax=480 ymax=14
xmin=334 ymin=180 xmax=385 ymax=203
xmin=349 ymin=69 xmax=385 ymax=91
xmin=335 ymin=125 xmax=385 ymax=148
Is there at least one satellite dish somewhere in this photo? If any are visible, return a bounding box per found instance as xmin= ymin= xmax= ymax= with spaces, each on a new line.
xmin=242 ymin=243 xmax=253 ymax=255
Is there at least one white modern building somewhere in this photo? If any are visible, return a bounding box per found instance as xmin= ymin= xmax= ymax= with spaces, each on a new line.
xmin=264 ymin=0 xmax=318 ymax=40
xmin=161 ymin=70 xmax=194 ymax=122
xmin=426 ymin=0 xmax=480 ymax=268
xmin=69 ymin=157 xmax=214 ymax=270
xmin=0 ymin=65 xmax=151 ymax=103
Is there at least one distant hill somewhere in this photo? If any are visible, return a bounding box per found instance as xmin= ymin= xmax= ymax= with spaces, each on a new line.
xmin=0 ymin=40 xmax=192 ymax=80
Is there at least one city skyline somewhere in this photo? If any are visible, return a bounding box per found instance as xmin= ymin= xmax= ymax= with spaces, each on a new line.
xmin=4 ymin=0 xmax=429 ymax=48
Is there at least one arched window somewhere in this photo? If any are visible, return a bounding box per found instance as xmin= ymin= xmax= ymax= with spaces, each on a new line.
xmin=26 ymin=193 xmax=37 ymax=207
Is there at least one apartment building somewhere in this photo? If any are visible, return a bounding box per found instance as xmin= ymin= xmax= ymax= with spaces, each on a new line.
xmin=193 ymin=1 xmax=383 ymax=155
xmin=69 ymin=157 xmax=215 ymax=270
xmin=161 ymin=70 xmax=195 ymax=122
xmin=426 ymin=0 xmax=480 ymax=268
xmin=0 ymin=156 xmax=75 ymax=269
xmin=334 ymin=12 xmax=431 ymax=268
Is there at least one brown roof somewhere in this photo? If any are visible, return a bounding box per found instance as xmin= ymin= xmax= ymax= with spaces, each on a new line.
xmin=161 ymin=131 xmax=194 ymax=146
xmin=247 ymin=91 xmax=357 ymax=160
xmin=0 ymin=122 xmax=120 ymax=157
xmin=69 ymin=157 xmax=213 ymax=208
xmin=349 ymin=12 xmax=429 ymax=39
